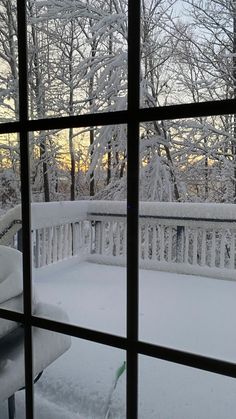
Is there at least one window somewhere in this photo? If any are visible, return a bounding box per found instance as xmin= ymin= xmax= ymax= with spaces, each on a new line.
xmin=0 ymin=1 xmax=236 ymax=418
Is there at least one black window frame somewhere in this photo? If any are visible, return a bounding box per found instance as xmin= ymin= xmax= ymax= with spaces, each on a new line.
xmin=0 ymin=1 xmax=236 ymax=418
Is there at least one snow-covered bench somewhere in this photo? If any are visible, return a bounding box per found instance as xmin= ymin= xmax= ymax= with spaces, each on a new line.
xmin=0 ymin=245 xmax=71 ymax=418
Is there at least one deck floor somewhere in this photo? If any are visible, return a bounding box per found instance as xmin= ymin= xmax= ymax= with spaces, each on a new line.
xmin=1 ymin=258 xmax=236 ymax=418
xmin=35 ymin=258 xmax=236 ymax=361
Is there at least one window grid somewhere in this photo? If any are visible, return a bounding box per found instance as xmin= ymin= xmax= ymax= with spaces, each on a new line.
xmin=16 ymin=0 xmax=34 ymax=417
xmin=0 ymin=1 xmax=235 ymax=418
xmin=126 ymin=0 xmax=141 ymax=415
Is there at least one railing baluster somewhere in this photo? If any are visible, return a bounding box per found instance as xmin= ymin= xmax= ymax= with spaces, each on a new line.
xmin=62 ymin=224 xmax=67 ymax=259
xmin=74 ymin=223 xmax=79 ymax=255
xmin=52 ymin=226 xmax=57 ymax=263
xmin=41 ymin=228 xmax=46 ymax=267
xmin=211 ymin=230 xmax=216 ymax=268
xmin=35 ymin=229 xmax=40 ymax=268
xmin=101 ymin=222 xmax=106 ymax=254
xmin=47 ymin=227 xmax=53 ymax=265
xmin=63 ymin=225 xmax=66 ymax=259
xmin=192 ymin=229 xmax=198 ymax=266
xmin=139 ymin=223 xmax=142 ymax=259
xmin=180 ymin=228 xmax=184 ymax=262
xmin=123 ymin=221 xmax=127 ymax=257
xmin=77 ymin=222 xmax=81 ymax=255
xmin=66 ymin=224 xmax=70 ymax=257
xmin=78 ymin=222 xmax=83 ymax=251
xmin=230 ymin=231 xmax=235 ymax=269
xmin=176 ymin=226 xmax=182 ymax=262
xmin=201 ymin=229 xmax=206 ymax=266
xmin=86 ymin=221 xmax=91 ymax=254
xmin=167 ymin=227 xmax=172 ymax=262
xmin=108 ymin=221 xmax=113 ymax=255
xmin=116 ymin=222 xmax=121 ymax=256
xmin=89 ymin=222 xmax=93 ymax=255
xmin=144 ymin=224 xmax=149 ymax=260
xmin=152 ymin=225 xmax=157 ymax=261
xmin=184 ymin=227 xmax=189 ymax=264
xmin=68 ymin=223 xmax=72 ymax=257
xmin=59 ymin=225 xmax=62 ymax=260
xmin=95 ymin=221 xmax=102 ymax=254
xmin=220 ymin=230 xmax=226 ymax=269
xmin=159 ymin=225 xmax=165 ymax=262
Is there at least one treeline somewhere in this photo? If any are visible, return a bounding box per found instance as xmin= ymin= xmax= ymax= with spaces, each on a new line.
xmin=0 ymin=0 xmax=236 ymax=207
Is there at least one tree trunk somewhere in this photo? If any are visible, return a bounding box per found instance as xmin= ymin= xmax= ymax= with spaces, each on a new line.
xmin=88 ymin=36 xmax=96 ymax=197
xmin=39 ymin=136 xmax=50 ymax=202
xmin=6 ymin=1 xmax=19 ymax=119
xmin=29 ymin=1 xmax=50 ymax=201
xmin=107 ymin=0 xmax=113 ymax=186
xmin=107 ymin=142 xmax=111 ymax=185
xmin=68 ymin=23 xmax=75 ymax=201
xmin=69 ymin=127 xmax=75 ymax=200
xmin=89 ymin=128 xmax=95 ymax=196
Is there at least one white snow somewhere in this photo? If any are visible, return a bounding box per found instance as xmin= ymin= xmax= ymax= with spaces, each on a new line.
xmin=1 ymin=259 xmax=236 ymax=418
xmin=0 ymin=294 xmax=23 ymax=338
xmin=0 ymin=246 xmax=23 ymax=338
xmin=0 ymin=206 xmax=21 ymax=235
xmin=0 ymin=303 xmax=71 ymax=402
xmin=0 ymin=246 xmax=22 ymax=298
xmin=31 ymin=201 xmax=88 ymax=229
xmin=0 ymin=270 xmax=22 ymax=305
xmin=87 ymin=200 xmax=236 ymax=221
xmin=28 ymin=200 xmax=236 ymax=231
xmin=0 ymin=206 xmax=21 ymax=246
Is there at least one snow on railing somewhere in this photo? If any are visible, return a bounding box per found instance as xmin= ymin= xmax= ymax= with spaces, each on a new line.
xmin=31 ymin=201 xmax=89 ymax=267
xmin=85 ymin=201 xmax=236 ymax=280
xmin=1 ymin=201 xmax=236 ymax=280
xmin=0 ymin=205 xmax=22 ymax=247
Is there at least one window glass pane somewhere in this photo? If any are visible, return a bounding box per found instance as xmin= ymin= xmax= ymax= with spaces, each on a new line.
xmin=139 ymin=354 xmax=236 ymax=419
xmin=140 ymin=0 xmax=235 ymax=107
xmin=27 ymin=0 xmax=128 ymax=120
xmin=33 ymin=329 xmax=126 ymax=418
xmin=0 ymin=133 xmax=23 ymax=321
xmin=30 ymin=126 xmax=127 ymax=336
xmin=139 ymin=116 xmax=236 ymax=361
xmin=0 ymin=0 xmax=19 ymax=122
xmin=0 ymin=133 xmax=21 ymax=209
xmin=0 ymin=323 xmax=26 ymax=418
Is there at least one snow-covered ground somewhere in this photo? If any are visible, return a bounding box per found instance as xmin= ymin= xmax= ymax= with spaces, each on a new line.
xmin=1 ymin=258 xmax=236 ymax=418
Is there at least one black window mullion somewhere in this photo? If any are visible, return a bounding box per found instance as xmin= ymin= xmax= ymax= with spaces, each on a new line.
xmin=127 ymin=0 xmax=141 ymax=417
xmin=2 ymin=2 xmax=235 ymax=418
xmin=17 ymin=1 xmax=34 ymax=418
xmin=1 ymin=98 xmax=236 ymax=135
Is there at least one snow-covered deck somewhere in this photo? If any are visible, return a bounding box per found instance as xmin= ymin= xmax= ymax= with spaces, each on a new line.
xmin=2 ymin=259 xmax=236 ymax=418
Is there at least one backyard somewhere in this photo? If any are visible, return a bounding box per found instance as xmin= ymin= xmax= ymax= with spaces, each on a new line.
xmin=0 ymin=0 xmax=236 ymax=417
xmin=1 ymin=258 xmax=236 ymax=418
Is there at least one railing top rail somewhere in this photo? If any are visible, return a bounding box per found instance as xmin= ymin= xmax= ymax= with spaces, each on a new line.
xmin=1 ymin=201 xmax=236 ymax=232
xmin=86 ymin=201 xmax=236 ymax=222
xmin=31 ymin=201 xmax=89 ymax=229
xmin=88 ymin=213 xmax=236 ymax=222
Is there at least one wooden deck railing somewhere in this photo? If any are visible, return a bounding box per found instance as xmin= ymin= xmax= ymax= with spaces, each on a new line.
xmin=1 ymin=201 xmax=236 ymax=280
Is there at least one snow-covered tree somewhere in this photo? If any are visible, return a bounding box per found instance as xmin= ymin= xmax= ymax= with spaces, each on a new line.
xmin=1 ymin=0 xmax=236 ymax=206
